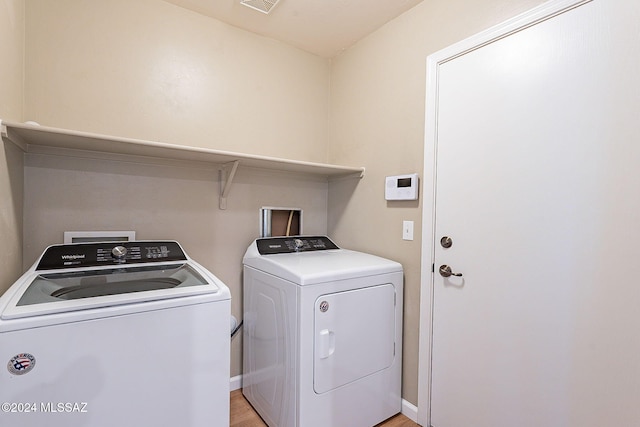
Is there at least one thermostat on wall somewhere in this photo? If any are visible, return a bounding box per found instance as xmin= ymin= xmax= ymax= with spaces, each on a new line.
xmin=385 ymin=173 xmax=419 ymax=201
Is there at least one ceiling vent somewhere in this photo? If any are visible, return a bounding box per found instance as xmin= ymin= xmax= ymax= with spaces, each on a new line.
xmin=240 ymin=0 xmax=282 ymax=14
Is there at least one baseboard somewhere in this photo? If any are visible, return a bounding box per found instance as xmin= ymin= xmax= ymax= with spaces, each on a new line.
xmin=401 ymin=398 xmax=419 ymax=423
xmin=230 ymin=374 xmax=243 ymax=392
xmin=230 ymin=374 xmax=418 ymax=422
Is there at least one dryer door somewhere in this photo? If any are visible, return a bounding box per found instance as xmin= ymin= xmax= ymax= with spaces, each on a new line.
xmin=313 ymin=283 xmax=396 ymax=394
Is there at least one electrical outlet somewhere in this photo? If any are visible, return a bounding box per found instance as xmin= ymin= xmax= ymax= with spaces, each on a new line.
xmin=403 ymin=220 xmax=414 ymax=241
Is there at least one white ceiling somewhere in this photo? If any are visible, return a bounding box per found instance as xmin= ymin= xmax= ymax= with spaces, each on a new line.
xmin=164 ymin=0 xmax=424 ymax=58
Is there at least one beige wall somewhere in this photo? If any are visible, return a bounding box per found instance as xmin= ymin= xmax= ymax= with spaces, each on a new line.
xmin=0 ymin=0 xmax=24 ymax=293
xmin=25 ymin=0 xmax=330 ymax=162
xmin=328 ymin=0 xmax=547 ymax=406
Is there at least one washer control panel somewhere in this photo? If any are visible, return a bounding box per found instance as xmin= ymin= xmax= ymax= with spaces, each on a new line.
xmin=256 ymin=236 xmax=339 ymax=255
xmin=36 ymin=241 xmax=187 ymax=270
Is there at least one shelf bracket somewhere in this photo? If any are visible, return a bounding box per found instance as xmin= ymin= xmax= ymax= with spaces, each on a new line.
xmin=219 ymin=160 xmax=240 ymax=210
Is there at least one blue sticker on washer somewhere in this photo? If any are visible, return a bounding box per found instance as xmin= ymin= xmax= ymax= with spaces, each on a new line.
xmin=8 ymin=353 xmax=36 ymax=375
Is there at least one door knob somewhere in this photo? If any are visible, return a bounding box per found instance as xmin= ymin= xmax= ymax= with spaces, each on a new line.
xmin=439 ymin=265 xmax=462 ymax=278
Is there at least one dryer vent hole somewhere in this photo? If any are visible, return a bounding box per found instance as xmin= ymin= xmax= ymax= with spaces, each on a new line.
xmin=261 ymin=208 xmax=302 ymax=237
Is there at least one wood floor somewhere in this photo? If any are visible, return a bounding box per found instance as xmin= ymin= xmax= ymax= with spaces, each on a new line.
xmin=230 ymin=390 xmax=420 ymax=427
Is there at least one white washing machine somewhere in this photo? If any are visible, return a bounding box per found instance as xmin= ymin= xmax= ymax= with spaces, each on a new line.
xmin=0 ymin=241 xmax=231 ymax=427
xmin=242 ymin=236 xmax=403 ymax=427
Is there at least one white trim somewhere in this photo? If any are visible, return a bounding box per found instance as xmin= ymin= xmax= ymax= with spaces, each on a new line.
xmin=230 ymin=375 xmax=243 ymax=392
xmin=416 ymin=0 xmax=593 ymax=425
xmin=401 ymin=398 xmax=419 ymax=423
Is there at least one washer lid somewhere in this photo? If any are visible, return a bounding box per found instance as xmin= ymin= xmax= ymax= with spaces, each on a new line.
xmin=17 ymin=263 xmax=208 ymax=305
xmin=0 ymin=241 xmax=230 ymax=320
xmin=244 ymin=240 xmax=402 ymax=285
xmin=1 ymin=262 xmax=225 ymax=320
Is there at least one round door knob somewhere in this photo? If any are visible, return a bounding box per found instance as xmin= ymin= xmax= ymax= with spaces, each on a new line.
xmin=111 ymin=245 xmax=128 ymax=259
xmin=439 ymin=264 xmax=462 ymax=278
xmin=440 ymin=236 xmax=453 ymax=248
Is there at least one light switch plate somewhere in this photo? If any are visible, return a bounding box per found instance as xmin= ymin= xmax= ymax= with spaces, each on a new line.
xmin=403 ymin=220 xmax=414 ymax=241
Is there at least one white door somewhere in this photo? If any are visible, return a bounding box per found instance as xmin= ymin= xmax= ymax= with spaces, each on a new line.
xmin=428 ymin=0 xmax=640 ymax=426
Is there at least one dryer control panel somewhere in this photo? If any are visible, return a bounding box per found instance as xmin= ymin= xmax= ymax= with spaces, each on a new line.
xmin=36 ymin=241 xmax=187 ymax=270
xmin=256 ymin=236 xmax=339 ymax=255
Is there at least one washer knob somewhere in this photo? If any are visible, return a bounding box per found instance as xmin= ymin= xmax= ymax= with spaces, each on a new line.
xmin=111 ymin=245 xmax=128 ymax=259
xmin=294 ymin=239 xmax=305 ymax=250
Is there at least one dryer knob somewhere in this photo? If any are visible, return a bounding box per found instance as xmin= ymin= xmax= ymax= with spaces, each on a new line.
xmin=111 ymin=245 xmax=128 ymax=259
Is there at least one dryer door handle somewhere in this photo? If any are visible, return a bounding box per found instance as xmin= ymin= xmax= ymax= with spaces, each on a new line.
xmin=318 ymin=329 xmax=335 ymax=359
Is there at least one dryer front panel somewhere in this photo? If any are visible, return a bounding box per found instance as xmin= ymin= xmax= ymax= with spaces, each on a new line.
xmin=313 ymin=284 xmax=395 ymax=394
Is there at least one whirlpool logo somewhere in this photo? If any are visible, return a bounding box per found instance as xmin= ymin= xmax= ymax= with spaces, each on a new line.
xmin=61 ymin=254 xmax=85 ymax=260
xmin=7 ymin=353 xmax=36 ymax=375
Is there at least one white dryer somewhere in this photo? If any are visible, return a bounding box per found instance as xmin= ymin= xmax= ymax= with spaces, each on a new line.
xmin=0 ymin=241 xmax=230 ymax=427
xmin=242 ymin=236 xmax=403 ymax=427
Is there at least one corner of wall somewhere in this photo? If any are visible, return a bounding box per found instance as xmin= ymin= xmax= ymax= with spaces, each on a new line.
xmin=0 ymin=0 xmax=26 ymax=293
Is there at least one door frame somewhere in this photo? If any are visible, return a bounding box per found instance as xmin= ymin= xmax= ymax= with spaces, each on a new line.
xmin=416 ymin=0 xmax=592 ymax=424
